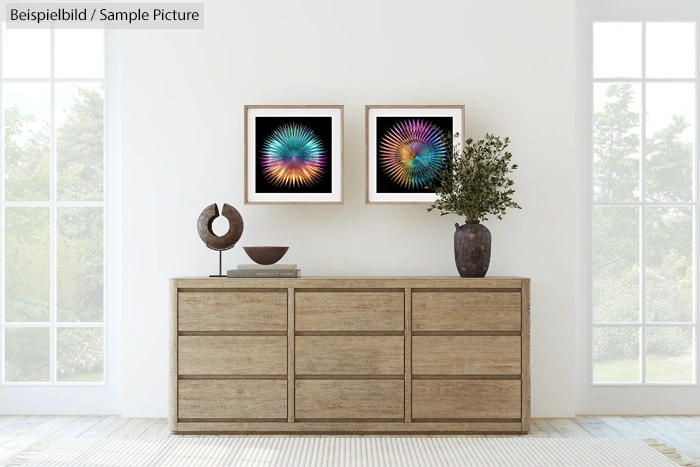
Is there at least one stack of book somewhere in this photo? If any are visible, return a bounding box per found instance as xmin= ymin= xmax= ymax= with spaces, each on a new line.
xmin=227 ymin=264 xmax=301 ymax=278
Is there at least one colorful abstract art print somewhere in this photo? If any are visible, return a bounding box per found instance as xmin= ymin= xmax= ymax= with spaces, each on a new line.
xmin=366 ymin=106 xmax=465 ymax=204
xmin=245 ymin=106 xmax=343 ymax=204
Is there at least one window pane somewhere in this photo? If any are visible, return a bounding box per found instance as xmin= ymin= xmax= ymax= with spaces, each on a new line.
xmin=646 ymin=207 xmax=693 ymax=323
xmin=55 ymin=30 xmax=104 ymax=79
xmin=3 ymin=84 xmax=51 ymax=201
xmin=594 ymin=23 xmax=642 ymax=79
xmin=593 ymin=83 xmax=641 ymax=202
xmin=1 ymin=25 xmax=50 ymax=78
xmin=4 ymin=207 xmax=50 ymax=322
xmin=646 ymin=327 xmax=693 ymax=383
xmin=57 ymin=207 xmax=104 ymax=322
xmin=646 ymin=83 xmax=695 ymax=202
xmin=593 ymin=327 xmax=640 ymax=383
xmin=4 ymin=327 xmax=50 ymax=382
xmin=57 ymin=327 xmax=104 ymax=382
xmin=593 ymin=207 xmax=640 ymax=323
xmin=56 ymin=84 xmax=104 ymax=202
xmin=646 ymin=23 xmax=695 ymax=79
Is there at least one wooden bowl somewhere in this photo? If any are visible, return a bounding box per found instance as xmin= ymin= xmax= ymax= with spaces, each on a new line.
xmin=243 ymin=246 xmax=289 ymax=265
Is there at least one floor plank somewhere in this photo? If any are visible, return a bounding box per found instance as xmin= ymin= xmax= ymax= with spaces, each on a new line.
xmin=0 ymin=416 xmax=76 ymax=463
xmin=546 ymin=418 xmax=595 ymax=438
xmin=52 ymin=416 xmax=107 ymax=438
xmin=572 ymin=416 xmax=624 ymax=438
xmin=626 ymin=416 xmax=700 ymax=459
xmin=140 ymin=419 xmax=172 ymax=438
xmin=0 ymin=417 xmax=25 ymax=433
xmin=596 ymin=416 xmax=655 ymax=439
xmin=0 ymin=416 xmax=53 ymax=447
xmin=678 ymin=432 xmax=700 ymax=442
xmin=652 ymin=416 xmax=700 ymax=434
xmin=79 ymin=416 xmax=130 ymax=438
xmin=675 ymin=417 xmax=700 ymax=432
xmin=530 ymin=419 xmax=564 ymax=438
xmin=109 ymin=418 xmax=158 ymax=438
xmin=656 ymin=416 xmax=700 ymax=435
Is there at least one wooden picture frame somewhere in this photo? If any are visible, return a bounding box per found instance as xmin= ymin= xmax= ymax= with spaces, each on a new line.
xmin=365 ymin=105 xmax=465 ymax=204
xmin=245 ymin=105 xmax=344 ymax=204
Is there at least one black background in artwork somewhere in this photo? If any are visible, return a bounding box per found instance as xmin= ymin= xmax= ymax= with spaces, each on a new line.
xmin=255 ymin=116 xmax=333 ymax=194
xmin=375 ymin=116 xmax=453 ymax=193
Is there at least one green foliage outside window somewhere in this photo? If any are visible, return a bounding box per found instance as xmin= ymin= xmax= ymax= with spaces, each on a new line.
xmin=593 ymin=84 xmax=693 ymax=365
xmin=4 ymin=86 xmax=104 ymax=382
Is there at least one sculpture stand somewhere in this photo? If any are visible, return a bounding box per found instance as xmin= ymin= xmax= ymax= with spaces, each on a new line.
xmin=210 ymin=250 xmax=224 ymax=277
xmin=208 ymin=245 xmax=234 ymax=278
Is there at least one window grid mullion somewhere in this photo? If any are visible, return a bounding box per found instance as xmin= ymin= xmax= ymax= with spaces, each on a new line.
xmin=102 ymin=29 xmax=109 ymax=386
xmin=640 ymin=21 xmax=647 ymax=385
xmin=593 ymin=78 xmax=696 ymax=83
xmin=1 ymin=201 xmax=106 ymax=207
xmin=1 ymin=78 xmax=104 ymax=84
xmin=49 ymin=27 xmax=57 ymax=385
xmin=2 ymin=323 xmax=105 ymax=330
xmin=592 ymin=202 xmax=697 ymax=206
xmin=0 ymin=20 xmax=5 ymax=384
xmin=593 ymin=322 xmax=696 ymax=327
xmin=589 ymin=19 xmax=596 ymax=387
xmin=695 ymin=19 xmax=700 ymax=385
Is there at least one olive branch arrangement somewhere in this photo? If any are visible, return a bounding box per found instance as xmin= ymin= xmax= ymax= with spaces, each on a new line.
xmin=428 ymin=133 xmax=521 ymax=222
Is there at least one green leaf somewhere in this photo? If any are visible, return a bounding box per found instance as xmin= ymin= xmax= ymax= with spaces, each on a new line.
xmin=427 ymin=133 xmax=521 ymax=222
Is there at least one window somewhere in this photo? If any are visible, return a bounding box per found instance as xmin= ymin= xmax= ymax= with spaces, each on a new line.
xmin=1 ymin=26 xmax=106 ymax=385
xmin=591 ymin=21 xmax=697 ymax=385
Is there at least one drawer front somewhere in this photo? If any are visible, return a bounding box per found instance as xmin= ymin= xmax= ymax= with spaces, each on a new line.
xmin=178 ymin=380 xmax=287 ymax=419
xmin=295 ymin=336 xmax=404 ymax=375
xmin=295 ymin=380 xmax=404 ymax=420
xmin=178 ymin=291 xmax=287 ymax=332
xmin=295 ymin=292 xmax=404 ymax=331
xmin=413 ymin=336 xmax=521 ymax=375
xmin=412 ymin=380 xmax=521 ymax=419
xmin=178 ymin=336 xmax=287 ymax=375
xmin=412 ymin=291 xmax=521 ymax=332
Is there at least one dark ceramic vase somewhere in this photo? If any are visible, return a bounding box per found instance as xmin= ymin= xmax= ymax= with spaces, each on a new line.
xmin=454 ymin=220 xmax=491 ymax=278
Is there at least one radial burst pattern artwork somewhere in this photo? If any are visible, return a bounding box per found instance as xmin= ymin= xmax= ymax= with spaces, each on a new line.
xmin=378 ymin=119 xmax=447 ymax=189
xmin=260 ymin=122 xmax=327 ymax=188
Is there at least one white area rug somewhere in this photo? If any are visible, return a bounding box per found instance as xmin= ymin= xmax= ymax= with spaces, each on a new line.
xmin=4 ymin=436 xmax=698 ymax=467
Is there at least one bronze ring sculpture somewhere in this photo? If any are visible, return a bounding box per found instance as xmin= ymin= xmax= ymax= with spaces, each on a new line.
xmin=197 ymin=203 xmax=244 ymax=276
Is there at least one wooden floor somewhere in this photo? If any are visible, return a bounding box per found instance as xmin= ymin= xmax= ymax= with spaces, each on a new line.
xmin=1 ymin=416 xmax=700 ymax=464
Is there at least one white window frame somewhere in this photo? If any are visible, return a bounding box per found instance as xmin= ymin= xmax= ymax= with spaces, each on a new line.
xmin=590 ymin=20 xmax=698 ymax=387
xmin=0 ymin=24 xmax=121 ymax=414
xmin=577 ymin=0 xmax=700 ymax=415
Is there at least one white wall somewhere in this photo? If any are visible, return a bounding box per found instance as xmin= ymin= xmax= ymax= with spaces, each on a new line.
xmin=121 ymin=0 xmax=575 ymax=417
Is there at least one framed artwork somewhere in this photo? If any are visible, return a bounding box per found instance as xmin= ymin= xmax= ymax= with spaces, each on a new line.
xmin=245 ymin=105 xmax=344 ymax=204
xmin=365 ymin=105 xmax=465 ymax=204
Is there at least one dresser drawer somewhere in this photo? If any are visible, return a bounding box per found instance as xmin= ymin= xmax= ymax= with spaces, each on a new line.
xmin=295 ymin=380 xmax=403 ymax=420
xmin=178 ymin=336 xmax=287 ymax=375
xmin=178 ymin=291 xmax=287 ymax=332
xmin=178 ymin=380 xmax=287 ymax=420
xmin=413 ymin=336 xmax=521 ymax=375
xmin=412 ymin=380 xmax=521 ymax=419
xmin=295 ymin=336 xmax=404 ymax=375
xmin=412 ymin=291 xmax=521 ymax=332
xmin=295 ymin=291 xmax=404 ymax=332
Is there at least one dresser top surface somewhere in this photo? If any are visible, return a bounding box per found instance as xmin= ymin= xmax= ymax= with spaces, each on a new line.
xmin=172 ymin=276 xmax=530 ymax=289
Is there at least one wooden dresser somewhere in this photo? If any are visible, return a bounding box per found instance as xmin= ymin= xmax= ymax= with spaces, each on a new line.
xmin=170 ymin=277 xmax=530 ymax=434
